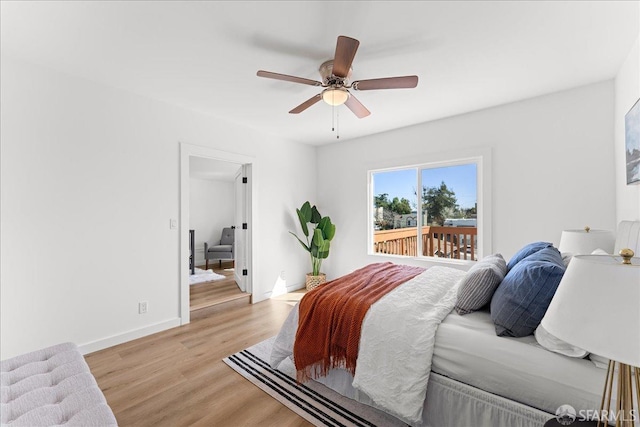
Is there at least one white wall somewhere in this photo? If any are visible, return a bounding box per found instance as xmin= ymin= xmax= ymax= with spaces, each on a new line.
xmin=615 ymin=33 xmax=640 ymax=222
xmin=317 ymin=81 xmax=617 ymax=279
xmin=1 ymin=49 xmax=629 ymax=360
xmin=189 ymin=177 xmax=234 ymax=266
xmin=0 ymin=55 xmax=315 ymax=359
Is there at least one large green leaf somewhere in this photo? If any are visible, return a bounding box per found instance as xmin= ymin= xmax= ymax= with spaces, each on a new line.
xmin=310 ymin=205 xmax=322 ymax=224
xmin=317 ymin=240 xmax=331 ymax=259
xmin=310 ymin=242 xmax=319 ymax=258
xmin=296 ymin=208 xmax=309 ymax=237
xmin=318 ymin=217 xmax=335 ymax=241
xmin=313 ymin=229 xmax=330 ymax=259
xmin=317 ymin=216 xmax=329 ymax=231
xmin=299 ymin=201 xmax=312 ymax=221
xmin=289 ymin=231 xmax=311 ymax=253
xmin=312 ymin=228 xmax=325 ymax=246
xmin=324 ymin=223 xmax=336 ymax=241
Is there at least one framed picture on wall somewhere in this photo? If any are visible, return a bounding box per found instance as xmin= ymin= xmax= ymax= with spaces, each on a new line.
xmin=626 ymin=98 xmax=640 ymax=185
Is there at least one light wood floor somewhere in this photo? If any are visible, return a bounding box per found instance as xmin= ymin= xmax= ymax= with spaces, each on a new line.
xmin=190 ymin=262 xmax=250 ymax=312
xmin=85 ymin=290 xmax=308 ymax=427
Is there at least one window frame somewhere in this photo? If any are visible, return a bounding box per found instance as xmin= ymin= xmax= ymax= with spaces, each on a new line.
xmin=367 ymin=149 xmax=492 ymax=265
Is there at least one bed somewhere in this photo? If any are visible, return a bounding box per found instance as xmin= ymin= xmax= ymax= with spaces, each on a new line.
xmin=270 ymin=221 xmax=640 ymax=427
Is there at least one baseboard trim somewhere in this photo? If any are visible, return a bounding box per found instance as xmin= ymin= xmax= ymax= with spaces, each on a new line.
xmin=286 ymin=283 xmax=305 ymax=293
xmin=258 ymin=282 xmax=304 ymax=303
xmin=78 ymin=318 xmax=181 ymax=355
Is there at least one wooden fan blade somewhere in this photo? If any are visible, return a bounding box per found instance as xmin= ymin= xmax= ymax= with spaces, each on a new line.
xmin=289 ymin=94 xmax=322 ymax=114
xmin=332 ymin=36 xmax=360 ymax=78
xmin=344 ymin=93 xmax=370 ymax=118
xmin=352 ymin=75 xmax=418 ymax=91
xmin=257 ymin=70 xmax=322 ymax=86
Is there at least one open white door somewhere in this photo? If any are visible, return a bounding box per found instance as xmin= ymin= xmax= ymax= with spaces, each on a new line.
xmin=234 ymin=167 xmax=246 ymax=291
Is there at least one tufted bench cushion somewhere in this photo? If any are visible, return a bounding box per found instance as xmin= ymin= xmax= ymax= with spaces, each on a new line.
xmin=1 ymin=342 xmax=117 ymax=426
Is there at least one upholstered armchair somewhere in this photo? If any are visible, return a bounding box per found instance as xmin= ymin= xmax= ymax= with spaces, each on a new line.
xmin=204 ymin=227 xmax=234 ymax=269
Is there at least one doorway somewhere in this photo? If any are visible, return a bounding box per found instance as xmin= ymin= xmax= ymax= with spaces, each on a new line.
xmin=179 ymin=143 xmax=256 ymax=325
xmin=188 ymin=157 xmax=246 ymax=311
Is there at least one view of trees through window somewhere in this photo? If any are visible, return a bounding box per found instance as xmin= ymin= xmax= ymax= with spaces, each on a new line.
xmin=371 ymin=163 xmax=478 ymax=260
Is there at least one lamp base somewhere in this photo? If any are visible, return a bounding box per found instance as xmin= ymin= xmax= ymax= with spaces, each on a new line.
xmin=598 ymin=361 xmax=639 ymax=427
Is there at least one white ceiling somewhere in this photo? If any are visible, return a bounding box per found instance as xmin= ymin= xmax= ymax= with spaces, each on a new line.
xmin=1 ymin=1 xmax=638 ymax=146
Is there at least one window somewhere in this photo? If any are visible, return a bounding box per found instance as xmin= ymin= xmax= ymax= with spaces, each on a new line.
xmin=370 ymin=156 xmax=487 ymax=262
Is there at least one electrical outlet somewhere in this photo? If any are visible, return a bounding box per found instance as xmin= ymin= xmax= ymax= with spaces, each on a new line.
xmin=280 ymin=270 xmax=286 ymax=280
xmin=138 ymin=301 xmax=148 ymax=314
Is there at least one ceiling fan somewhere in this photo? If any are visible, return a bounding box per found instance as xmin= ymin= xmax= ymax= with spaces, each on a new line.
xmin=257 ymin=36 xmax=419 ymax=118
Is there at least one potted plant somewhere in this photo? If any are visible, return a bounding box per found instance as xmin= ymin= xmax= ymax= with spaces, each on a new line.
xmin=290 ymin=201 xmax=336 ymax=290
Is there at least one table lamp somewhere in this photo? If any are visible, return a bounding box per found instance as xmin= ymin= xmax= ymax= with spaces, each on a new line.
xmin=558 ymin=226 xmax=615 ymax=255
xmin=542 ymin=249 xmax=640 ymax=427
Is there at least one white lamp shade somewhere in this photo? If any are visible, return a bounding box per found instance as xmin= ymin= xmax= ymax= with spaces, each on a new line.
xmin=558 ymin=229 xmax=614 ymax=255
xmin=541 ymin=254 xmax=640 ymax=367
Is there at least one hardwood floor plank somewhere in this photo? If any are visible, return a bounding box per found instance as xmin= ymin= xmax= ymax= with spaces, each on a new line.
xmin=105 ymin=369 xmax=189 ymax=414
xmin=85 ymin=293 xmax=308 ymax=426
xmin=189 ymin=265 xmax=250 ymax=312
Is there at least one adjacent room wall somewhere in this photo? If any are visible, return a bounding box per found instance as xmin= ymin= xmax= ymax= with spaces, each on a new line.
xmin=317 ymin=81 xmax=617 ymax=279
xmin=189 ymin=177 xmax=234 ymax=267
xmin=615 ymin=33 xmax=640 ymax=223
xmin=0 ymin=55 xmax=315 ymax=359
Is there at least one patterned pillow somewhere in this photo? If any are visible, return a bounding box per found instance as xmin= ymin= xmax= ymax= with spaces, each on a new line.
xmin=455 ymin=254 xmax=507 ymax=315
xmin=491 ymin=246 xmax=566 ymax=337
xmin=506 ymin=241 xmax=553 ymax=271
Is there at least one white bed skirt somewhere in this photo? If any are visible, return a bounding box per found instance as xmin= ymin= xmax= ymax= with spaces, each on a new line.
xmin=309 ymin=366 xmax=555 ymax=426
xmin=424 ymin=373 xmax=553 ymax=427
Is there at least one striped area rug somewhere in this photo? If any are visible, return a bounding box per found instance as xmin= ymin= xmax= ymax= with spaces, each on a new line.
xmin=223 ymin=337 xmax=405 ymax=427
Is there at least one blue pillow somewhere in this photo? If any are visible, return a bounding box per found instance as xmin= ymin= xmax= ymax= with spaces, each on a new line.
xmin=506 ymin=241 xmax=553 ymax=271
xmin=491 ymin=246 xmax=565 ymax=337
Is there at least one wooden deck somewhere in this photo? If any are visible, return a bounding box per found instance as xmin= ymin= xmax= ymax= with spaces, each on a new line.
xmin=374 ymin=225 xmax=477 ymax=260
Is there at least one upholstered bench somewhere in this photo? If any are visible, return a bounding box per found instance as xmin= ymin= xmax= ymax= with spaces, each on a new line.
xmin=1 ymin=342 xmax=117 ymax=426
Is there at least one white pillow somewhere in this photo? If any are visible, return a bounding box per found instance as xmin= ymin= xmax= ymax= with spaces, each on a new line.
xmin=534 ymin=324 xmax=589 ymax=358
xmin=589 ymin=353 xmax=610 ymax=369
xmin=562 ymin=248 xmax=608 ymax=267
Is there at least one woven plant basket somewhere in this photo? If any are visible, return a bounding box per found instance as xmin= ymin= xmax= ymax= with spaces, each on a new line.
xmin=305 ymin=273 xmax=326 ymax=291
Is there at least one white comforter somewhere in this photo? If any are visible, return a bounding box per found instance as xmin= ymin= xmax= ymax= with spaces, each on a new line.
xmin=270 ymin=265 xmax=466 ymax=426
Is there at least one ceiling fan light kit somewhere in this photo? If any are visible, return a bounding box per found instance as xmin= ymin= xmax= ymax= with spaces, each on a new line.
xmin=322 ymin=88 xmax=349 ymax=106
xmin=256 ymin=35 xmax=419 ymax=121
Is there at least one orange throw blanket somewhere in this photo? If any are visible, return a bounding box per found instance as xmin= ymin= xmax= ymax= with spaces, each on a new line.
xmin=294 ymin=262 xmax=426 ymax=382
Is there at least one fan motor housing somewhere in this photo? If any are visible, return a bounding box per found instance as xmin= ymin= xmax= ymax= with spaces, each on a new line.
xmin=319 ymin=60 xmax=352 ymax=86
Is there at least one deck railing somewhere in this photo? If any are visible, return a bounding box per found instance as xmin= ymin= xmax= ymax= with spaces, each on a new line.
xmin=373 ymin=226 xmax=477 ymax=260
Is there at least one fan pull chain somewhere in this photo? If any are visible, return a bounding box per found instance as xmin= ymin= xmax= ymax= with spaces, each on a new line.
xmin=336 ymin=107 xmax=340 ymax=139
xmin=331 ymin=102 xmax=335 ymax=132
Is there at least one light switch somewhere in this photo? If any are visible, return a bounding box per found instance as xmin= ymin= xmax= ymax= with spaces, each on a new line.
xmin=170 ymin=219 xmax=178 ymax=229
